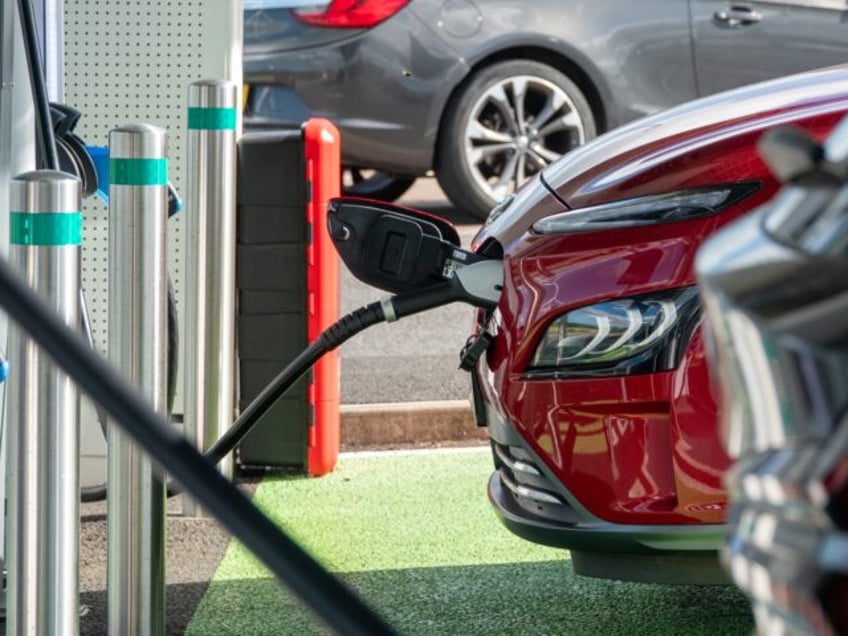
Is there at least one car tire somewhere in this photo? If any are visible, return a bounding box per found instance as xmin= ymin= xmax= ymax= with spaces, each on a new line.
xmin=436 ymin=60 xmax=597 ymax=220
xmin=342 ymin=167 xmax=416 ymax=202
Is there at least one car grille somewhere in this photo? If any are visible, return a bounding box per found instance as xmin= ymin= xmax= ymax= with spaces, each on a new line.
xmin=492 ymin=442 xmax=579 ymax=525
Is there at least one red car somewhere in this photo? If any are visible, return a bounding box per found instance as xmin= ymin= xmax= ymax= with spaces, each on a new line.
xmin=469 ymin=65 xmax=848 ymax=584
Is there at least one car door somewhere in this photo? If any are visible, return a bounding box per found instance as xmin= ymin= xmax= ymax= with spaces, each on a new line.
xmin=689 ymin=0 xmax=848 ymax=97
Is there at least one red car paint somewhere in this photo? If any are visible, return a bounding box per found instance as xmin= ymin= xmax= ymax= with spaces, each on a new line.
xmin=472 ymin=67 xmax=848 ymax=557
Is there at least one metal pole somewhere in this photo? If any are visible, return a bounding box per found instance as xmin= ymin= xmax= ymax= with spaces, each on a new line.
xmin=184 ymin=79 xmax=238 ymax=516
xmin=6 ymin=169 xmax=81 ymax=635
xmin=0 ymin=0 xmax=38 ymax=601
xmin=107 ymin=123 xmax=168 ymax=635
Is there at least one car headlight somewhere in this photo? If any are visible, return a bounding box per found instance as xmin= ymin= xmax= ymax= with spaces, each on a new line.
xmin=527 ymin=287 xmax=700 ymax=376
xmin=532 ymin=183 xmax=759 ymax=234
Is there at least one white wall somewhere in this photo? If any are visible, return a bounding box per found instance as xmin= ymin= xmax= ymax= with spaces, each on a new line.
xmin=62 ymin=0 xmax=243 ymax=486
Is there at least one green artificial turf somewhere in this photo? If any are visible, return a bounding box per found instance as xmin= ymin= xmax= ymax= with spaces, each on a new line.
xmin=187 ymin=448 xmax=754 ymax=635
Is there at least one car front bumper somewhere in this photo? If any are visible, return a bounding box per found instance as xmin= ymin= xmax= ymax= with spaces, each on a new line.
xmin=475 ymin=364 xmax=730 ymax=583
xmin=488 ymin=467 xmax=725 ymax=553
xmin=488 ymin=469 xmax=729 ymax=584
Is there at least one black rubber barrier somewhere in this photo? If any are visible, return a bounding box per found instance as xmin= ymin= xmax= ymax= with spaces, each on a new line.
xmin=0 ymin=256 xmax=395 ymax=636
xmin=236 ymin=129 xmax=310 ymax=468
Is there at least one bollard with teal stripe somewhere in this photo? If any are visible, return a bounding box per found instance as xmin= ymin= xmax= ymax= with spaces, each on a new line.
xmin=107 ymin=123 xmax=168 ymax=635
xmin=184 ymin=79 xmax=239 ymax=517
xmin=6 ymin=170 xmax=82 ymax=635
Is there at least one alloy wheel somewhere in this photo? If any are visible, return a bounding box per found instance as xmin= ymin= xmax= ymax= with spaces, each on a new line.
xmin=462 ymin=75 xmax=587 ymax=202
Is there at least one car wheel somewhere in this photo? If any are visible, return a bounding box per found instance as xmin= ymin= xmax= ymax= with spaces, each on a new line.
xmin=437 ymin=60 xmax=596 ymax=220
xmin=342 ymin=167 xmax=416 ymax=202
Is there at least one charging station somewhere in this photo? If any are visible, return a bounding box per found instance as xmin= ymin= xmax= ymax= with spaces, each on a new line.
xmin=236 ymin=119 xmax=341 ymax=475
xmin=0 ymin=1 xmax=493 ymax=632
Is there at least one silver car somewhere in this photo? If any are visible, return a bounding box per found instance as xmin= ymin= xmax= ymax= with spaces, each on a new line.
xmin=697 ymin=120 xmax=848 ymax=634
xmin=244 ymin=0 xmax=848 ymax=218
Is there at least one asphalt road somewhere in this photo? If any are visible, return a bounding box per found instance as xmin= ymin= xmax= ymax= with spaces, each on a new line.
xmin=338 ymin=179 xmax=483 ymax=405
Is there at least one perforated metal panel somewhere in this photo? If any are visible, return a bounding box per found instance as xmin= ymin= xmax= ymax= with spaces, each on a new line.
xmin=62 ymin=0 xmax=243 ymax=484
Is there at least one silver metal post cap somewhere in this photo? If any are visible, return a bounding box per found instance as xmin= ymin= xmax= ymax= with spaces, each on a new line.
xmin=109 ymin=124 xmax=168 ymax=160
xmin=188 ymin=79 xmax=238 ymax=109
xmin=10 ymin=170 xmax=81 ymax=213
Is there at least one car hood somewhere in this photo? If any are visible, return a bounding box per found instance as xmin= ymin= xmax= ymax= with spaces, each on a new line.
xmin=474 ymin=65 xmax=848 ymax=254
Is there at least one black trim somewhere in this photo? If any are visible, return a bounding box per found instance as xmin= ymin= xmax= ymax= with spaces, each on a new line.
xmin=488 ymin=472 xmax=725 ymax=554
xmin=570 ymin=550 xmax=729 ymax=585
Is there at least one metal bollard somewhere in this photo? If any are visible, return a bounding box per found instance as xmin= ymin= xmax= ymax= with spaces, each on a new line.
xmin=184 ymin=79 xmax=238 ymax=514
xmin=106 ymin=124 xmax=168 ymax=634
xmin=6 ymin=170 xmax=81 ymax=635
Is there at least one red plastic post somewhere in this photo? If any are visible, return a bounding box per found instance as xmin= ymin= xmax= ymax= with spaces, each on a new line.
xmin=303 ymin=118 xmax=341 ymax=476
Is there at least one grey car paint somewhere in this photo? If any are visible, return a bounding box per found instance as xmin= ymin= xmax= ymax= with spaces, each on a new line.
xmin=690 ymin=0 xmax=848 ymax=95
xmin=410 ymin=0 xmax=699 ymax=125
xmin=244 ymin=0 xmax=848 ymax=191
xmin=246 ymin=7 xmax=468 ymax=174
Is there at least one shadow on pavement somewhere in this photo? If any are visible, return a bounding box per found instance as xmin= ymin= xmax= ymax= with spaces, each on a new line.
xmin=79 ymin=481 xmax=260 ymax=635
xmin=81 ymin=581 xmax=212 ymax=636
xmin=187 ymin=560 xmax=754 ymax=636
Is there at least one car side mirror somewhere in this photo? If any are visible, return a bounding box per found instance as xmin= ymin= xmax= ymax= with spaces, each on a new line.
xmin=327 ymin=197 xmax=465 ymax=294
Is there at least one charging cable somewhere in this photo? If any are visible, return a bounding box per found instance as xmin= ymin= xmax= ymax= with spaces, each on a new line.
xmin=163 ymin=258 xmax=502 ymax=495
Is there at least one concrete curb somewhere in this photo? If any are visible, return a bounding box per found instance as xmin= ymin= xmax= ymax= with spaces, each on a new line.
xmin=340 ymin=400 xmax=488 ymax=450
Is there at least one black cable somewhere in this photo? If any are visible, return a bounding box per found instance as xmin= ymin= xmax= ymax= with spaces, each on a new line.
xmin=0 ymin=250 xmax=396 ymax=636
xmin=162 ymin=282 xmax=465 ymax=496
xmin=165 ymin=282 xmax=467 ymax=496
xmin=210 ymin=300 xmax=384 ymax=463
xmin=81 ymin=253 xmax=469 ymax=499
xmin=390 ymin=281 xmax=458 ymax=318
xmin=85 ymin=264 xmax=461 ymax=499
xmin=16 ymin=0 xmax=58 ymax=170
xmin=165 ymin=300 xmax=386 ymax=496
xmin=78 ymin=295 xmax=388 ymax=501
xmin=166 ymin=276 xmax=179 ymax=413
